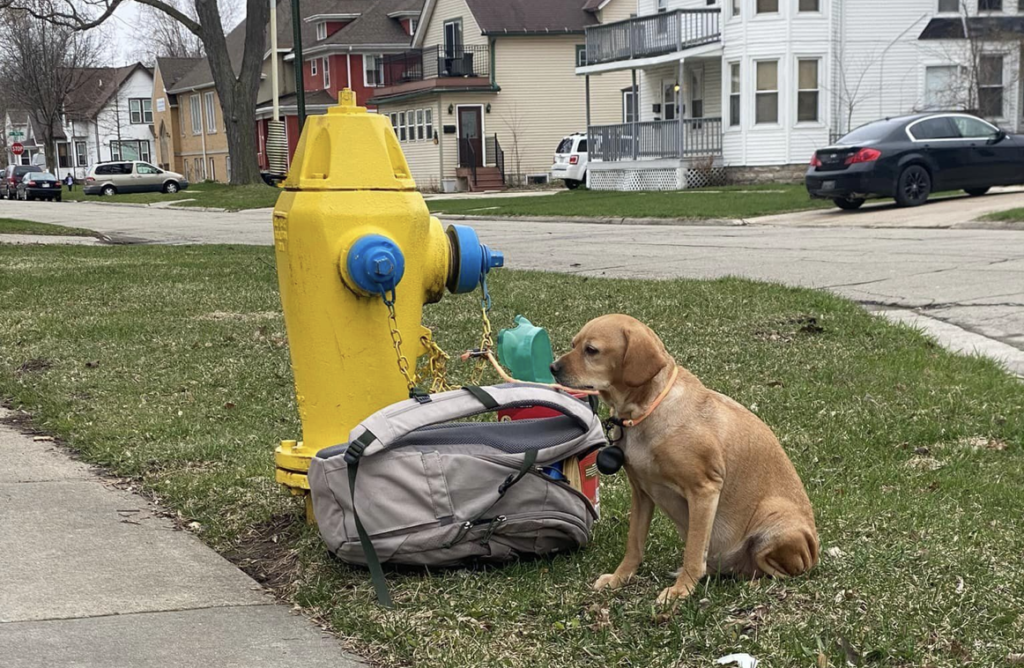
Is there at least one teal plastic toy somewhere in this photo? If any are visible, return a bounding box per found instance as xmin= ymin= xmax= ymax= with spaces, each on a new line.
xmin=496 ymin=315 xmax=556 ymax=383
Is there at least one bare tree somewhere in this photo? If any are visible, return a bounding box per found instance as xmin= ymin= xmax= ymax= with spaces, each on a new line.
xmin=831 ymin=44 xmax=881 ymax=137
xmin=0 ymin=6 xmax=100 ymax=172
xmin=5 ymin=0 xmax=270 ymax=184
xmin=501 ymin=102 xmax=525 ymax=187
xmin=135 ymin=0 xmax=204 ymax=60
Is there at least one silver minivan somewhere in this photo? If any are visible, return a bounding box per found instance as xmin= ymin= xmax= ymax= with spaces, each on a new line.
xmin=84 ymin=161 xmax=189 ymax=196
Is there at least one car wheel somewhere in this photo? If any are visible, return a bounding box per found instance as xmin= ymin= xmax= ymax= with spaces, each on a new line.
xmin=163 ymin=181 xmax=179 ymax=194
xmin=833 ymin=197 xmax=865 ymax=210
xmin=102 ymin=185 xmax=117 ymax=196
xmin=564 ymin=179 xmax=580 ymax=190
xmin=965 ymin=187 xmax=990 ymax=197
xmin=895 ymin=165 xmax=931 ymax=207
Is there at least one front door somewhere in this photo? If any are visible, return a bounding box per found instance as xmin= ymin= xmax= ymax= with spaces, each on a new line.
xmin=458 ymin=107 xmax=483 ymax=168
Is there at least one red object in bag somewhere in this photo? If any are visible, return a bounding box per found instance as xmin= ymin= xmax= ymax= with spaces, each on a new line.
xmin=498 ymin=396 xmax=601 ymax=514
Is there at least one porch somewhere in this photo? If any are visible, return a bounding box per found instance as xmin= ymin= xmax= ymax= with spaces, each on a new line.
xmin=373 ymin=45 xmax=493 ymax=101
xmin=581 ymin=8 xmax=721 ymax=74
xmin=455 ymin=134 xmax=506 ymax=192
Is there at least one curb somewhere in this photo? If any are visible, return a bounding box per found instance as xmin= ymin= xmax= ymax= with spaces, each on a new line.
xmin=435 ymin=213 xmax=747 ymax=227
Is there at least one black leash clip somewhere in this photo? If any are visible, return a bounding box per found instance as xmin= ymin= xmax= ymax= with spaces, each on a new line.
xmin=598 ymin=417 xmax=626 ymax=475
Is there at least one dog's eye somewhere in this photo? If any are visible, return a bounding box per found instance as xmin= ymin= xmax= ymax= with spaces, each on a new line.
xmin=584 ymin=345 xmax=599 ymax=356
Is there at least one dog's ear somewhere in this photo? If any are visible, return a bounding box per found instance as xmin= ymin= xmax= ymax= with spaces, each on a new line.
xmin=620 ymin=323 xmax=667 ymax=388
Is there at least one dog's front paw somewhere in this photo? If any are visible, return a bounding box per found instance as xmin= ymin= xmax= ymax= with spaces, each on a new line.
xmin=655 ymin=582 xmax=695 ymax=606
xmin=592 ymin=573 xmax=629 ymax=591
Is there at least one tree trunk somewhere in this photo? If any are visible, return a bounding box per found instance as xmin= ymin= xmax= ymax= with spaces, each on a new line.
xmin=220 ymin=79 xmax=263 ymax=185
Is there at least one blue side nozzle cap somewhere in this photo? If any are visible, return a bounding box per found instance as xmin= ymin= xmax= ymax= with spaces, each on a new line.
xmin=346 ymin=234 xmax=406 ymax=295
xmin=445 ymin=224 xmax=503 ymax=294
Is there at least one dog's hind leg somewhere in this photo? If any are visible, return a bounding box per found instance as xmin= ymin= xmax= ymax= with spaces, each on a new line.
xmin=752 ymin=524 xmax=819 ymax=578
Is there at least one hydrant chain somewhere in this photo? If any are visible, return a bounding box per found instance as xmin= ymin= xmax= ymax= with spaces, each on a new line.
xmin=385 ymin=298 xmax=418 ymax=393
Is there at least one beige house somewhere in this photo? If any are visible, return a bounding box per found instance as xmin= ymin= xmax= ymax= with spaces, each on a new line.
xmin=370 ymin=0 xmax=630 ymax=191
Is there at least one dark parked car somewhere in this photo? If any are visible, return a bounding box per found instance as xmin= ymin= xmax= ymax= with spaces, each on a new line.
xmin=807 ymin=112 xmax=1024 ymax=209
xmin=15 ymin=171 xmax=61 ymax=201
xmin=2 ymin=164 xmax=43 ymax=199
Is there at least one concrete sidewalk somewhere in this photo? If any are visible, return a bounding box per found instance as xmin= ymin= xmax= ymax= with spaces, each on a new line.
xmin=0 ymin=408 xmax=363 ymax=668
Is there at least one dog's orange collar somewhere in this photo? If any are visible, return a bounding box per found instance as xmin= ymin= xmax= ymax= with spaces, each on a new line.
xmin=620 ymin=366 xmax=679 ymax=428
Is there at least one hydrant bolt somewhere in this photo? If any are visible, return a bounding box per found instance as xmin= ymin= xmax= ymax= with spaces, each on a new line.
xmin=373 ymin=256 xmax=395 ymax=278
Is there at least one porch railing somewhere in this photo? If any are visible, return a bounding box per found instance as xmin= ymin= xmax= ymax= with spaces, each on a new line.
xmin=588 ymin=118 xmax=722 ymax=162
xmin=382 ymin=45 xmax=490 ymax=86
xmin=585 ymin=9 xmax=721 ymax=66
xmin=486 ymin=134 xmax=506 ymax=185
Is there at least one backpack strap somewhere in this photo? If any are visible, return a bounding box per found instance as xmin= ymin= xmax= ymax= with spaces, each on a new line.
xmin=344 ymin=429 xmax=393 ymax=608
xmin=462 ymin=385 xmax=499 ymax=410
xmin=443 ymin=447 xmax=538 ymax=548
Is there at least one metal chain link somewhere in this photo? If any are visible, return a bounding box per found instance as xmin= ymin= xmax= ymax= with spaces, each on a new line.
xmin=383 ymin=297 xmax=418 ymax=393
xmin=421 ymin=334 xmax=455 ymax=393
xmin=470 ymin=276 xmax=496 ymax=385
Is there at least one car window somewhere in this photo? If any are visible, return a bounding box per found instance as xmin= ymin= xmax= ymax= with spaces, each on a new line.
xmin=119 ymin=162 xmax=134 ymax=174
xmin=34 ymin=173 xmax=56 ymax=179
xmin=14 ymin=166 xmax=41 ymax=176
xmin=951 ymin=116 xmax=998 ymax=139
xmin=95 ymin=165 xmax=113 ymax=175
xmin=576 ymin=139 xmax=588 ymax=153
xmin=909 ymin=117 xmax=959 ymax=140
xmin=837 ymin=121 xmax=900 ymax=146
xmin=556 ymin=138 xmax=573 ymax=154
xmin=136 ymin=163 xmax=159 ymax=175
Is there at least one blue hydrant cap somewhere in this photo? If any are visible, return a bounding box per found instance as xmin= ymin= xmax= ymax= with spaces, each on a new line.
xmin=445 ymin=224 xmax=503 ymax=294
xmin=346 ymin=234 xmax=406 ymax=295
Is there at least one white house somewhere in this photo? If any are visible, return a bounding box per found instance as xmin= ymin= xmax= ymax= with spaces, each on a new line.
xmin=3 ymin=63 xmax=156 ymax=180
xmin=577 ymin=0 xmax=1024 ymax=190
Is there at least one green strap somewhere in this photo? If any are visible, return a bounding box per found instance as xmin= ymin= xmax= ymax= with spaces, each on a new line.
xmin=345 ymin=431 xmax=393 ymax=608
xmin=462 ymin=385 xmax=499 ymax=410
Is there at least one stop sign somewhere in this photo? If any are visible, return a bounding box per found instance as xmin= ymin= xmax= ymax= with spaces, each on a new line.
xmin=11 ymin=142 xmax=24 ymax=156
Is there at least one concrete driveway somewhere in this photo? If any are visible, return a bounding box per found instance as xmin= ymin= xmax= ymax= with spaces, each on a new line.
xmin=754 ymin=187 xmax=1024 ymax=228
xmin=3 ymin=198 xmax=1022 ymax=374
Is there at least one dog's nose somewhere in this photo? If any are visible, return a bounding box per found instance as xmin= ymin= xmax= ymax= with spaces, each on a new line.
xmin=549 ymin=361 xmax=562 ymax=376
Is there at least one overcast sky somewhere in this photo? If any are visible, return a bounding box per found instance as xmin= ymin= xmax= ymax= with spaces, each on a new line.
xmin=101 ymin=0 xmax=244 ymax=65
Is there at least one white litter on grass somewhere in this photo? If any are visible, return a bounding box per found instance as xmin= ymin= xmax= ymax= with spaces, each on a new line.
xmin=717 ymin=653 xmax=759 ymax=668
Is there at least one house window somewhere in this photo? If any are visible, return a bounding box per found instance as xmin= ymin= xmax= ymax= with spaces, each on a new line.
xmin=979 ymin=0 xmax=1001 ymax=10
xmin=799 ymin=0 xmax=819 ymax=10
xmin=732 ymin=0 xmax=740 ymax=17
xmin=129 ymin=98 xmax=152 ymax=124
xmin=194 ymin=157 xmax=203 ymax=180
xmin=323 ymin=57 xmax=331 ymax=89
xmin=443 ymin=19 xmax=463 ymax=57
xmin=657 ymin=0 xmax=667 ymax=12
xmin=691 ymin=69 xmax=704 ymax=118
xmin=622 ymin=89 xmax=636 ymax=123
xmin=417 ymin=109 xmax=425 ymax=140
xmin=390 ymin=112 xmax=398 ymax=130
xmin=311 ymin=58 xmax=317 ymax=76
xmin=662 ymin=83 xmax=677 ymax=120
xmin=937 ymin=0 xmax=958 ymax=10
xmin=575 ymin=45 xmax=587 ymax=67
xmin=189 ymin=94 xmax=202 ymax=134
xmin=316 ymin=21 xmax=326 ymax=40
xmin=425 ymin=108 xmax=433 ymax=139
xmin=179 ymin=104 xmax=186 ymax=136
xmin=204 ymin=91 xmax=217 ymax=133
xmin=924 ymin=65 xmax=960 ymax=109
xmin=399 ymin=111 xmax=407 ymax=140
xmin=364 ymin=54 xmax=384 ymax=86
xmin=410 ymin=18 xmax=419 ymax=34
xmin=755 ymin=60 xmax=779 ymax=124
xmin=57 ymin=142 xmax=71 ymax=168
xmin=797 ymin=59 xmax=819 ymax=122
xmin=407 ymin=109 xmax=415 ymax=141
xmin=140 ymin=141 xmax=151 ymax=163
xmin=979 ymin=55 xmax=1004 ymax=117
xmin=756 ymin=0 xmax=778 ymax=13
xmin=75 ymin=140 xmax=87 ymax=166
xmin=729 ymin=62 xmax=741 ymax=126
xmin=208 ymin=157 xmax=216 ymax=181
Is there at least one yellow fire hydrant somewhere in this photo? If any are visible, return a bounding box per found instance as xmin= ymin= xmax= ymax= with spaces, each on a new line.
xmin=272 ymin=89 xmax=502 ymax=519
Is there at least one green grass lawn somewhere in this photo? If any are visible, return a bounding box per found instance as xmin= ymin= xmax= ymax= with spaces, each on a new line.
xmin=0 ymin=217 xmax=97 ymax=237
xmin=427 ymin=184 xmax=833 ymax=220
xmin=2 ymin=245 xmax=1023 ymax=667
xmin=981 ymin=207 xmax=1024 ymax=223
xmin=63 ymin=182 xmax=282 ymax=211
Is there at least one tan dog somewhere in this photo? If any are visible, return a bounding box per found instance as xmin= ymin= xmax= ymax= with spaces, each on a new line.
xmin=550 ymin=314 xmax=818 ymax=605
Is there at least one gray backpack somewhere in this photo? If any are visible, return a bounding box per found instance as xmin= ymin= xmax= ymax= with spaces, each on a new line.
xmin=308 ymin=384 xmax=605 ymax=606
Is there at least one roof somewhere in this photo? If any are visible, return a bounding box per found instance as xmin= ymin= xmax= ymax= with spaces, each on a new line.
xmin=156 ymin=57 xmax=203 ymax=90
xmin=257 ymin=89 xmax=337 ymax=108
xmin=65 ymin=63 xmax=152 ymax=120
xmin=29 ymin=114 xmax=66 ymax=140
xmin=919 ymin=16 xmax=1024 ymax=40
xmin=462 ymin=0 xmax=593 ymax=35
xmin=317 ymin=0 xmax=419 ymax=47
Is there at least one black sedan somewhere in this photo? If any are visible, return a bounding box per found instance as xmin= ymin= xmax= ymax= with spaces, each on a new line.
xmin=15 ymin=171 xmax=61 ymax=201
xmin=806 ymin=112 xmax=1024 ymax=210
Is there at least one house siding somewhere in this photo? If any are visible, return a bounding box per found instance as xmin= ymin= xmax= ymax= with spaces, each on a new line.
xmin=421 ymin=0 xmax=487 ymax=46
xmin=152 ymin=67 xmax=182 ymax=173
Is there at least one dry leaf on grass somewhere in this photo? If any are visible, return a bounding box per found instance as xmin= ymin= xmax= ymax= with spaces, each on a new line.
xmin=905 ymin=455 xmax=942 ymax=471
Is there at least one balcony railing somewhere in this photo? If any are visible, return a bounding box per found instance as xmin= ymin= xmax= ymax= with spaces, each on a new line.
xmin=381 ymin=45 xmax=490 ymax=86
xmin=585 ymin=9 xmax=721 ymax=66
xmin=588 ymin=118 xmax=722 ymax=162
